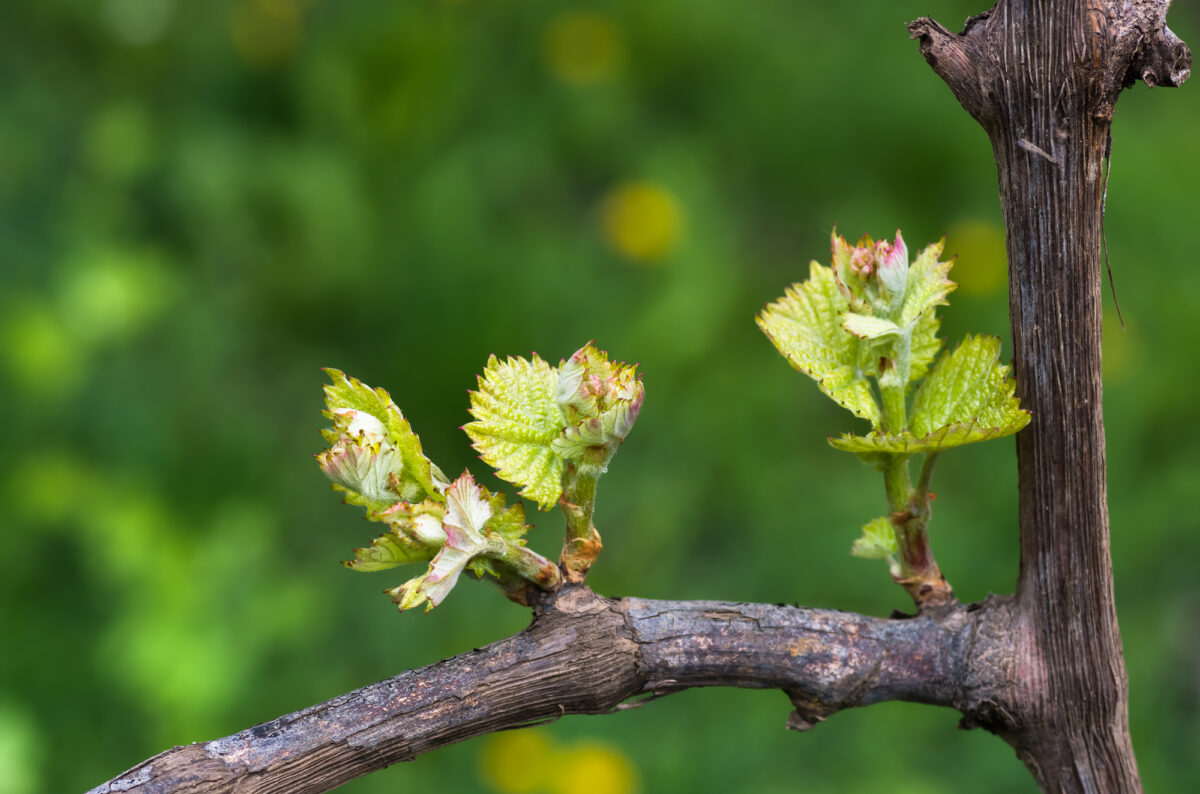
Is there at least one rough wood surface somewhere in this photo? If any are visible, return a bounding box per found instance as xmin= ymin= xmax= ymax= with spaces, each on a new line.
xmin=88 ymin=587 xmax=1014 ymax=794
xmin=910 ymin=1 xmax=1189 ymax=791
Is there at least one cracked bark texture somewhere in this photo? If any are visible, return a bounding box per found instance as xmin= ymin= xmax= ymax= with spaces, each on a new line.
xmin=910 ymin=1 xmax=1188 ymax=791
xmin=89 ymin=3 xmax=1190 ymax=793
xmin=88 ymin=588 xmax=1015 ymax=794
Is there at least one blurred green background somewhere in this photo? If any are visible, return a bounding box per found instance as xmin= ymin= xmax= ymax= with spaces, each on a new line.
xmin=2 ymin=1 xmax=1197 ymax=792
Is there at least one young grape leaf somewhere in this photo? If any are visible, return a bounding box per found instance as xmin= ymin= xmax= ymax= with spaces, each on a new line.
xmin=387 ymin=473 xmax=493 ymax=612
xmin=757 ymin=262 xmax=882 ymax=426
xmin=484 ymin=489 xmax=531 ymax=545
xmin=464 ymin=354 xmax=567 ymax=510
xmin=377 ymin=499 xmax=448 ymax=545
xmin=317 ymin=434 xmax=406 ymax=513
xmin=343 ymin=531 xmax=437 ymax=572
xmin=829 ymin=334 xmax=1030 ymax=454
xmin=321 ymin=369 xmax=441 ymax=504
xmin=898 ymin=238 xmax=955 ymax=328
xmin=842 ymin=313 xmax=902 ymax=340
xmin=850 ymin=516 xmax=897 ymax=559
xmin=908 ymin=309 xmax=942 ymax=384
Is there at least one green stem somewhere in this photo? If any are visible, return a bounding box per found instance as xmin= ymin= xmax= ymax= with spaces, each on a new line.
xmin=914 ymin=452 xmax=939 ymax=519
xmin=880 ymin=381 xmax=908 ymax=435
xmin=878 ymin=382 xmax=953 ymax=609
xmin=883 ymin=456 xmax=912 ymax=516
xmin=491 ymin=541 xmax=561 ymax=591
xmin=559 ymin=465 xmax=602 ymax=582
xmin=563 ymin=467 xmax=598 ymax=542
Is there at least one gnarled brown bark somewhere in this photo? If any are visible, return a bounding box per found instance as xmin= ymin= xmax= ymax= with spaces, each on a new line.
xmin=88 ymin=588 xmax=1015 ymax=794
xmin=910 ymin=2 xmax=1189 ymax=790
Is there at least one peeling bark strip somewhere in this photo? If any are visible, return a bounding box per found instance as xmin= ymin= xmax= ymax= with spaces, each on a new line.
xmin=910 ymin=2 xmax=1188 ymax=792
xmin=88 ymin=588 xmax=1015 ymax=794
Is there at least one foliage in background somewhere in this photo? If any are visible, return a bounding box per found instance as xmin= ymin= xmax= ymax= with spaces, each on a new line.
xmin=1 ymin=1 xmax=1198 ymax=793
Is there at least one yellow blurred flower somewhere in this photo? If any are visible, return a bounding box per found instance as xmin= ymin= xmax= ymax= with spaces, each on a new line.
xmin=550 ymin=741 xmax=638 ymax=794
xmin=599 ymin=181 xmax=684 ymax=263
xmin=542 ymin=11 xmax=626 ymax=85
xmin=946 ymin=219 xmax=1007 ymax=296
xmin=231 ymin=0 xmax=302 ymax=68
xmin=480 ymin=730 xmax=556 ymax=794
xmin=479 ymin=730 xmax=638 ymax=794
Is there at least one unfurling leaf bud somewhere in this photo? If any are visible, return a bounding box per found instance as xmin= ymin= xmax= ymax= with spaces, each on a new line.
xmin=318 ymin=369 xmax=444 ymax=509
xmin=849 ymin=246 xmax=875 ymax=279
xmin=317 ymin=433 xmax=406 ymax=505
xmin=385 ymin=472 xmax=493 ymax=612
xmin=875 ymin=230 xmax=908 ymax=300
xmin=321 ymin=368 xmax=563 ymax=615
xmin=552 ymin=343 xmax=644 ymax=475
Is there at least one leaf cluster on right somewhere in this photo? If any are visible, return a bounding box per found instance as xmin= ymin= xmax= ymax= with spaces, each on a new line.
xmin=758 ymin=230 xmax=1029 ymax=603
